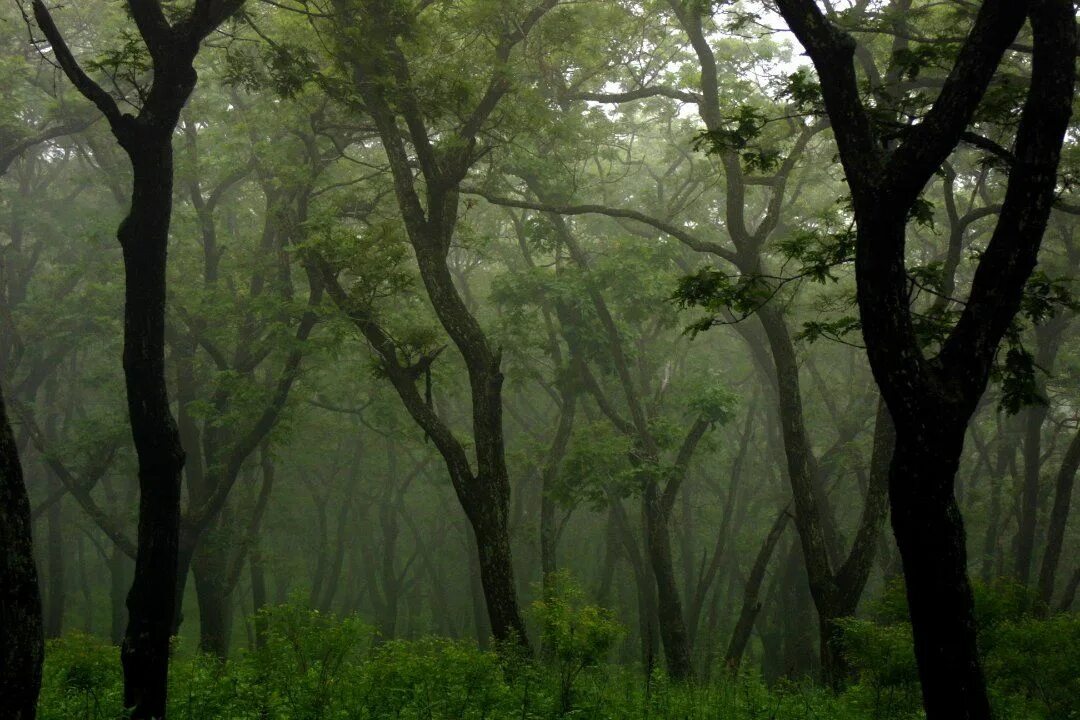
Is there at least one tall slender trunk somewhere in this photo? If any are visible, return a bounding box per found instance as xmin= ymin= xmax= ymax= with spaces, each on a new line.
xmin=0 ymin=390 xmax=44 ymax=720
xmin=643 ymin=482 xmax=692 ymax=679
xmin=468 ymin=494 xmax=524 ymax=647
xmin=250 ymin=537 xmax=268 ymax=649
xmin=44 ymin=486 xmax=65 ymax=639
xmin=779 ymin=540 xmax=816 ymax=680
xmin=118 ymin=140 xmax=187 ymax=720
xmin=1037 ymin=424 xmax=1080 ymax=608
xmin=110 ymin=544 xmax=129 ymax=645
xmin=725 ymin=509 xmax=790 ymax=670
xmin=890 ymin=430 xmax=990 ymax=720
xmin=1015 ymin=403 xmax=1048 ymax=585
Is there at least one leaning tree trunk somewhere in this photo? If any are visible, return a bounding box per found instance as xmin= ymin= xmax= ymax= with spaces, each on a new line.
xmin=725 ymin=509 xmax=790 ymax=670
xmin=0 ymin=390 xmax=44 ymax=720
xmin=890 ymin=428 xmax=990 ymax=720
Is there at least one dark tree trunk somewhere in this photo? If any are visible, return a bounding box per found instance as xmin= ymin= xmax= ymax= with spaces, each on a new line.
xmin=1057 ymin=566 xmax=1080 ymax=611
xmin=118 ymin=140 xmax=188 ymax=720
xmin=771 ymin=2 xmax=1075 ymax=717
xmin=0 ymin=390 xmax=44 ymax=720
xmin=468 ymin=496 xmax=526 ymax=648
xmin=610 ymin=497 xmax=658 ymax=671
xmin=466 ymin=528 xmax=491 ymax=649
xmin=779 ymin=540 xmax=817 ymax=680
xmin=31 ymin=3 xmax=249 ymax=712
xmin=890 ymin=430 xmax=990 ymax=719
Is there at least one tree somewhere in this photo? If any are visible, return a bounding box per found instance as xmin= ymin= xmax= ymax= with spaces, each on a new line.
xmin=31 ymin=0 xmax=245 ymax=714
xmin=772 ymin=0 xmax=1076 ymax=716
xmin=312 ymin=0 xmax=562 ymax=649
xmin=0 ymin=389 xmax=43 ymax=719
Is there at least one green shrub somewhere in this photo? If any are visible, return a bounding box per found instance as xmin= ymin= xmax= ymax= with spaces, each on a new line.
xmin=248 ymin=602 xmax=372 ymax=719
xmin=362 ymin=636 xmax=514 ymax=718
xmin=38 ymin=633 xmax=123 ymax=720
xmin=533 ymin=571 xmax=624 ymax=714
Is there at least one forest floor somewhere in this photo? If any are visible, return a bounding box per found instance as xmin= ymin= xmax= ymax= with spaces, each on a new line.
xmin=36 ymin=601 xmax=1078 ymax=720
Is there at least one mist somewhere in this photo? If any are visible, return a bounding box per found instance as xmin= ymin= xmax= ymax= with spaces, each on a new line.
xmin=1 ymin=1 xmax=1078 ymax=719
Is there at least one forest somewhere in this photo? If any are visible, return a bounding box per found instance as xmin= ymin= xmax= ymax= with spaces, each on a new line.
xmin=0 ymin=0 xmax=1078 ymax=718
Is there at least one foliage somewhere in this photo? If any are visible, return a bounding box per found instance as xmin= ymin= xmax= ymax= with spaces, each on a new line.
xmin=32 ymin=607 xmax=870 ymax=719
xmin=532 ymin=571 xmax=623 ymax=712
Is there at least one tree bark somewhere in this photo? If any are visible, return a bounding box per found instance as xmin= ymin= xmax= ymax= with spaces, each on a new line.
xmin=117 ymin=139 xmax=188 ymax=719
xmin=890 ymin=430 xmax=990 ymax=719
xmin=0 ymin=390 xmax=44 ymax=720
xmin=31 ymin=2 xmax=248 ymax=714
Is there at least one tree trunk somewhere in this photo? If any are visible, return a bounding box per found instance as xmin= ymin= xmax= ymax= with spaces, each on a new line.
xmin=1015 ymin=403 xmax=1048 ymax=585
xmin=0 ymin=390 xmax=44 ymax=720
xmin=643 ymin=482 xmax=692 ymax=679
xmin=890 ymin=430 xmax=990 ymax=720
xmin=779 ymin=540 xmax=817 ymax=680
xmin=44 ymin=487 xmax=65 ymax=639
xmin=250 ymin=537 xmax=268 ymax=650
xmin=468 ymin=497 xmax=527 ymax=648
xmin=192 ymin=544 xmax=231 ymax=658
xmin=118 ymin=140 xmax=188 ymax=720
xmin=466 ymin=527 xmax=491 ymax=649
xmin=725 ymin=509 xmax=789 ymax=670
xmin=1037 ymin=424 xmax=1080 ymax=608
xmin=110 ymin=544 xmax=129 ymax=646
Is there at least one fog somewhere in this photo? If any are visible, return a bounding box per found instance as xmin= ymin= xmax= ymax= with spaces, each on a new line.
xmin=1 ymin=1 xmax=1078 ymax=718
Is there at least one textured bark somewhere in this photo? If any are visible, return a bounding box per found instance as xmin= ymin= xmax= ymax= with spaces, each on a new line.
xmin=0 ymin=390 xmax=44 ymax=720
xmin=643 ymin=481 xmax=693 ymax=679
